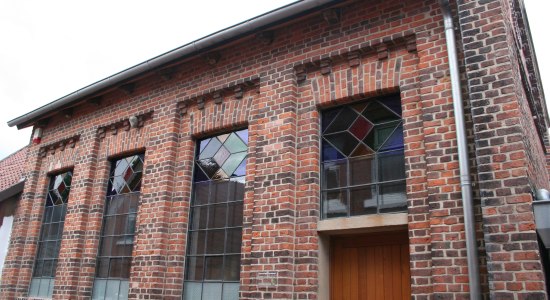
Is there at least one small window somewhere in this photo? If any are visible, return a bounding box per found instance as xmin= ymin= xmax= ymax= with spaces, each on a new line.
xmin=184 ymin=129 xmax=248 ymax=300
xmin=29 ymin=171 xmax=73 ymax=298
xmin=321 ymin=95 xmax=406 ymax=218
xmin=92 ymin=154 xmax=144 ymax=300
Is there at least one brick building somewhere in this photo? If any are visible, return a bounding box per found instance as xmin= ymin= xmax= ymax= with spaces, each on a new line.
xmin=0 ymin=147 xmax=27 ymax=284
xmin=1 ymin=0 xmax=549 ymax=299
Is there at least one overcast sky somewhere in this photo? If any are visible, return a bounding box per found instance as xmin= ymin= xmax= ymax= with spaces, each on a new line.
xmin=0 ymin=0 xmax=548 ymax=160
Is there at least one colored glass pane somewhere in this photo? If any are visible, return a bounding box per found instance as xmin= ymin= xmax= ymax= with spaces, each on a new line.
xmin=200 ymin=138 xmax=222 ymax=159
xmin=362 ymin=101 xmax=400 ymax=124
xmin=350 ymin=143 xmax=374 ymax=157
xmin=381 ymin=95 xmax=402 ymax=116
xmin=233 ymin=160 xmax=247 ymax=177
xmin=321 ymin=95 xmax=406 ymax=219
xmin=351 ymin=102 xmax=368 ymax=114
xmin=213 ymin=146 xmax=230 ymax=166
xmin=324 ymin=132 xmax=359 ymax=156
xmin=186 ymin=130 xmax=246 ymax=300
xmin=236 ymin=130 xmax=249 ymax=145
xmin=323 ymin=142 xmax=345 ymax=161
xmin=349 ymin=116 xmax=373 ymax=140
xmin=324 ymin=107 xmax=358 ymax=134
xmin=322 ymin=108 xmax=340 ymax=131
xmin=379 ymin=124 xmax=404 ymax=151
xmin=221 ymin=152 xmax=247 ymax=177
xmin=224 ymin=133 xmax=247 ymax=153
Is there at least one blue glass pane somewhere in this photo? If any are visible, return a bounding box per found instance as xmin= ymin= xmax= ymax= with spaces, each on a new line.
xmin=380 ymin=95 xmax=402 ymax=116
xmin=236 ymin=129 xmax=249 ymax=145
xmin=379 ymin=124 xmax=404 ymax=151
xmin=199 ymin=138 xmax=211 ymax=154
xmin=233 ymin=159 xmax=247 ymax=177
xmin=322 ymin=142 xmax=345 ymax=161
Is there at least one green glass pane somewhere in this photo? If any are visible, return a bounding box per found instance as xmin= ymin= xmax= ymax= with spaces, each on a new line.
xmin=362 ymin=101 xmax=400 ymax=124
xmin=62 ymin=172 xmax=73 ymax=187
xmin=200 ymin=138 xmax=222 ymax=159
xmin=224 ymin=133 xmax=247 ymax=154
xmin=129 ymin=156 xmax=143 ymax=172
xmin=221 ymin=152 xmax=247 ymax=177
xmin=364 ymin=122 xmax=399 ymax=151
xmin=324 ymin=132 xmax=359 ymax=156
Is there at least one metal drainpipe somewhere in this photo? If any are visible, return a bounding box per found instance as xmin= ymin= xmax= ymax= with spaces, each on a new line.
xmin=438 ymin=0 xmax=481 ymax=299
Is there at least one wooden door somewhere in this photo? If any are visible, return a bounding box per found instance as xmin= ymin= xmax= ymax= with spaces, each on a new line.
xmin=330 ymin=231 xmax=411 ymax=300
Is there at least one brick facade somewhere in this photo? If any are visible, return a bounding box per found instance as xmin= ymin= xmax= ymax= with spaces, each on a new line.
xmin=1 ymin=0 xmax=549 ymax=299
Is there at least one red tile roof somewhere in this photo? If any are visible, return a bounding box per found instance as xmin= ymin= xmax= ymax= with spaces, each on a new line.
xmin=0 ymin=147 xmax=28 ymax=192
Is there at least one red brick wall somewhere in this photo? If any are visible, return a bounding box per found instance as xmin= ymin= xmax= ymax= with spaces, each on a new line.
xmin=458 ymin=0 xmax=548 ymax=298
xmin=1 ymin=0 xmax=548 ymax=299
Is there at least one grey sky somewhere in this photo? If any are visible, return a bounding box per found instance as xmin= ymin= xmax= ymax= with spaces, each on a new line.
xmin=0 ymin=0 xmax=548 ymax=160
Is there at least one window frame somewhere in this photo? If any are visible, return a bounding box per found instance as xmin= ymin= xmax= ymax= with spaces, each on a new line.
xmin=91 ymin=153 xmax=144 ymax=300
xmin=184 ymin=128 xmax=248 ymax=300
xmin=320 ymin=95 xmax=407 ymax=219
xmin=28 ymin=170 xmax=74 ymax=298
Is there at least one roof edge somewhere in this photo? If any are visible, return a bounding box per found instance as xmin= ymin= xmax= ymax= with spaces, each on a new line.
xmin=8 ymin=0 xmax=340 ymax=129
xmin=0 ymin=180 xmax=25 ymax=203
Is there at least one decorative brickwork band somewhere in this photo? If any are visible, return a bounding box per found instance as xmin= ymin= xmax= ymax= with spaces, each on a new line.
xmin=38 ymin=135 xmax=80 ymax=158
xmin=96 ymin=111 xmax=153 ymax=139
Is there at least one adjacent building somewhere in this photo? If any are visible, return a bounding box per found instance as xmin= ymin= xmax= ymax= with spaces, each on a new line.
xmin=1 ymin=0 xmax=549 ymax=299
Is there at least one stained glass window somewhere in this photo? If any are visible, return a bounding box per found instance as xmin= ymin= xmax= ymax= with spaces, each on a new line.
xmin=92 ymin=154 xmax=143 ymax=300
xmin=321 ymin=95 xmax=406 ymax=218
xmin=29 ymin=171 xmax=73 ymax=298
xmin=185 ymin=129 xmax=247 ymax=300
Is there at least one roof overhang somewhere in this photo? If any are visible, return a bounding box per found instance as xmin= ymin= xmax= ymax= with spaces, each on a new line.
xmin=8 ymin=0 xmax=341 ymax=129
xmin=0 ymin=180 xmax=25 ymax=203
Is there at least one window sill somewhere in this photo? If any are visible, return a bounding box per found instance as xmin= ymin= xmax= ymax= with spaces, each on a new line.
xmin=317 ymin=212 xmax=407 ymax=234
